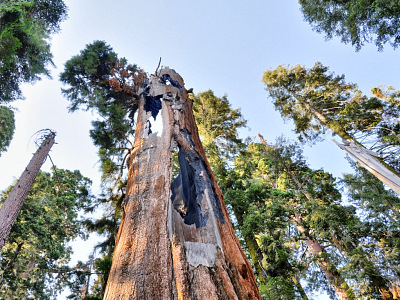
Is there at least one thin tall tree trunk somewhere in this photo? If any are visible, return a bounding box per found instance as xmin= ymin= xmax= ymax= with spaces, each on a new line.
xmin=332 ymin=139 xmax=400 ymax=195
xmin=0 ymin=131 xmax=55 ymax=251
xmin=293 ymin=214 xmax=354 ymax=300
xmin=104 ymin=68 xmax=261 ymax=299
xmin=286 ymin=160 xmax=392 ymax=298
xmin=284 ymin=165 xmax=354 ymax=300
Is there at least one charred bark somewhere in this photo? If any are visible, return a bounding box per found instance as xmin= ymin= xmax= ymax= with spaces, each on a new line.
xmin=103 ymin=68 xmax=261 ymax=299
xmin=0 ymin=131 xmax=56 ymax=250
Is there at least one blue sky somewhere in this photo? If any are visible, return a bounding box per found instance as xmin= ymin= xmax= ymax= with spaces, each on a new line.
xmin=1 ymin=0 xmax=399 ymax=298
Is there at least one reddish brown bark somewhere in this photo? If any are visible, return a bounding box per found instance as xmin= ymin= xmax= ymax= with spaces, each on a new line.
xmin=104 ymin=68 xmax=261 ymax=299
xmin=0 ymin=132 xmax=55 ymax=250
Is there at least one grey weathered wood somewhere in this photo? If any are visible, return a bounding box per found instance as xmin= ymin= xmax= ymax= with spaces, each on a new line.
xmin=333 ymin=139 xmax=400 ymax=195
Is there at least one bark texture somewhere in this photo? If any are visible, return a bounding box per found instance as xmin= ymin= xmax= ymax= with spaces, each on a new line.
xmin=104 ymin=68 xmax=261 ymax=300
xmin=0 ymin=132 xmax=55 ymax=250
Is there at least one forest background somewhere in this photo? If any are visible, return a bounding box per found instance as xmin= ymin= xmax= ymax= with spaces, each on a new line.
xmin=1 ymin=0 xmax=400 ymax=299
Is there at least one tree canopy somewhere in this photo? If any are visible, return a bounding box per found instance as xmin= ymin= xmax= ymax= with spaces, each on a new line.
xmin=262 ymin=62 xmax=400 ymax=174
xmin=0 ymin=106 xmax=14 ymax=155
xmin=191 ymin=90 xmax=247 ymax=184
xmin=0 ymin=0 xmax=67 ymax=102
xmin=60 ymin=40 xmax=146 ymax=182
xmin=299 ymin=0 xmax=400 ymax=51
xmin=0 ymin=0 xmax=67 ymax=156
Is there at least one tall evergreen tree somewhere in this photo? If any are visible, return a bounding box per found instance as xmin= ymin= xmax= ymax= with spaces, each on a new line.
xmin=226 ymin=139 xmax=355 ymax=299
xmin=262 ymin=62 xmax=400 ymax=193
xmin=60 ymin=40 xmax=146 ymax=298
xmin=191 ymin=90 xmax=246 ymax=183
xmin=342 ymin=161 xmax=400 ymax=297
xmin=0 ymin=131 xmax=55 ymax=250
xmin=0 ymin=167 xmax=94 ymax=299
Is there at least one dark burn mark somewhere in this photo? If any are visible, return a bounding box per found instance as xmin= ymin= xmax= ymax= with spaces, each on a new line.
xmin=144 ymin=95 xmax=162 ymax=119
xmin=170 ymin=132 xmax=225 ymax=228
xmin=146 ymin=120 xmax=152 ymax=135
xmin=171 ymin=148 xmax=209 ymax=228
xmin=160 ymin=74 xmax=183 ymax=92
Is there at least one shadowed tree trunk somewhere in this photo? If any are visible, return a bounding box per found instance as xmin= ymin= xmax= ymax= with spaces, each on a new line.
xmin=0 ymin=131 xmax=56 ymax=250
xmin=103 ymin=68 xmax=261 ymax=300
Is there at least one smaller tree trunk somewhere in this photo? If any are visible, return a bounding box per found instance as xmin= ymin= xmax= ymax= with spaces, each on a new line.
xmin=294 ymin=214 xmax=354 ymax=300
xmin=294 ymin=94 xmax=400 ymax=193
xmin=0 ymin=131 xmax=55 ymax=250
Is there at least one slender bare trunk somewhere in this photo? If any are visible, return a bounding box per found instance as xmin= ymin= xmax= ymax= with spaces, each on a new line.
xmin=294 ymin=214 xmax=354 ymax=300
xmin=104 ymin=68 xmax=261 ymax=299
xmin=278 ymin=155 xmax=354 ymax=300
xmin=0 ymin=132 xmax=55 ymax=251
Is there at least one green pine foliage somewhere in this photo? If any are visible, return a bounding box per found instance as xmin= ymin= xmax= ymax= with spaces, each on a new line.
xmin=226 ymin=137 xmax=399 ymax=299
xmin=60 ymin=40 xmax=145 ymax=182
xmin=299 ymin=0 xmax=400 ymax=51
xmin=263 ymin=62 xmax=400 ymax=173
xmin=0 ymin=0 xmax=67 ymax=102
xmin=0 ymin=106 xmax=15 ymax=155
xmin=0 ymin=0 xmax=67 ymax=156
xmin=342 ymin=161 xmax=400 ymax=295
xmin=224 ymin=141 xmax=311 ymax=299
xmin=0 ymin=168 xmax=94 ymax=299
xmin=60 ymin=41 xmax=146 ymax=298
xmin=190 ymin=90 xmax=247 ymax=186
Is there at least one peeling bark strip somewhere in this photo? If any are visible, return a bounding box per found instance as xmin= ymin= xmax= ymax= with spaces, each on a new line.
xmin=0 ymin=132 xmax=56 ymax=251
xmin=104 ymin=68 xmax=261 ymax=299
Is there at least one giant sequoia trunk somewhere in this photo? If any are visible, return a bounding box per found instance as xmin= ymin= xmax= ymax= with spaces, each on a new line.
xmin=0 ymin=131 xmax=55 ymax=250
xmin=103 ymin=68 xmax=261 ymax=299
